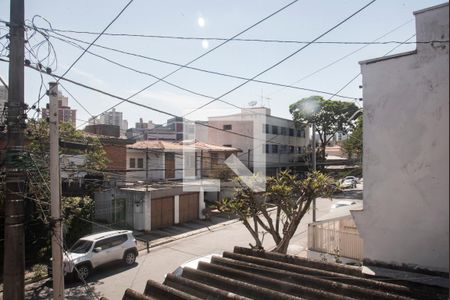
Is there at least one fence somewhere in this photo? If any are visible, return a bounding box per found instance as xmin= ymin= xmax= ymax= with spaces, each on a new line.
xmin=308 ymin=216 xmax=363 ymax=260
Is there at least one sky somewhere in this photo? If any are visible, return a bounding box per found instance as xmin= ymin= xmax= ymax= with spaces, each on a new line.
xmin=0 ymin=0 xmax=446 ymax=129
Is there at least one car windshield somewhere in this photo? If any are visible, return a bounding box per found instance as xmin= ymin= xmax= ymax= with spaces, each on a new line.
xmin=70 ymin=240 xmax=93 ymax=254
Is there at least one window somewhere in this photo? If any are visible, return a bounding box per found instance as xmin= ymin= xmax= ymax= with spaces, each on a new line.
xmin=280 ymin=127 xmax=287 ymax=136
xmin=263 ymin=124 xmax=270 ymax=133
xmin=289 ymin=128 xmax=294 ymax=136
xmin=129 ymin=158 xmax=136 ymax=168
xmin=271 ymin=144 xmax=278 ymax=153
xmin=223 ymin=144 xmax=232 ymax=147
xmin=137 ymin=158 xmax=144 ymax=168
xmin=289 ymin=146 xmax=295 ymax=154
xmin=280 ymin=145 xmax=287 ymax=153
xmin=297 ymin=147 xmax=302 ymax=153
xmin=272 ymin=125 xmax=278 ymax=135
xmin=300 ymin=129 xmax=306 ymax=137
xmin=223 ymin=124 xmax=232 ymax=130
xmin=296 ymin=130 xmax=301 ymax=137
xmin=264 ymin=144 xmax=270 ymax=153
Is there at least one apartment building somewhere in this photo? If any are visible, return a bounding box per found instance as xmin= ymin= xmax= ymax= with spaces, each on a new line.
xmin=207 ymin=107 xmax=310 ymax=175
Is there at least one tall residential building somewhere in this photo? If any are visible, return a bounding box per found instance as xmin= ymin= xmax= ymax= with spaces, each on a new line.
xmin=41 ymin=90 xmax=77 ymax=127
xmin=89 ymin=108 xmax=128 ymax=136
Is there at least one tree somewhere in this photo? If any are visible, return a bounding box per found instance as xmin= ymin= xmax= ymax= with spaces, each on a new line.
xmin=216 ymin=170 xmax=335 ymax=254
xmin=341 ymin=115 xmax=363 ymax=160
xmin=289 ymin=96 xmax=359 ymax=160
xmin=1 ymin=120 xmax=107 ymax=265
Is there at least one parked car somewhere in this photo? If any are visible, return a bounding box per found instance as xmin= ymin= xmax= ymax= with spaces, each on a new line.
xmin=340 ymin=178 xmax=357 ymax=189
xmin=50 ymin=230 xmax=138 ymax=281
xmin=344 ymin=176 xmax=359 ymax=183
xmin=331 ymin=200 xmax=357 ymax=210
xmin=172 ymin=253 xmax=222 ymax=277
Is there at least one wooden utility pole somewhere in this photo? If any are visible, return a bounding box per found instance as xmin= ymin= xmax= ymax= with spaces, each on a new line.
xmin=49 ymin=82 xmax=64 ymax=299
xmin=3 ymin=0 xmax=26 ymax=298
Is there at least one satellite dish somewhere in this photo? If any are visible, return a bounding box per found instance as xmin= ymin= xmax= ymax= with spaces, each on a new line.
xmin=248 ymin=101 xmax=257 ymax=107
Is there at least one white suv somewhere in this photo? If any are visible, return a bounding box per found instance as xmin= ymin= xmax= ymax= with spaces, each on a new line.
xmin=62 ymin=230 xmax=138 ymax=281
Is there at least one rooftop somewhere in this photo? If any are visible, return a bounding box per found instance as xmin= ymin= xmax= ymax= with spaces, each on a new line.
xmin=127 ymin=139 xmax=241 ymax=152
xmin=118 ymin=247 xmax=448 ymax=300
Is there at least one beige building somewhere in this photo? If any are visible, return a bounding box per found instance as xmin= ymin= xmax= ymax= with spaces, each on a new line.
xmin=126 ymin=140 xmax=240 ymax=182
xmin=353 ymin=3 xmax=449 ymax=272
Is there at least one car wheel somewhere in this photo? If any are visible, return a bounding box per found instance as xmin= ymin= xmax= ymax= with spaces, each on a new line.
xmin=75 ymin=264 xmax=91 ymax=281
xmin=124 ymin=251 xmax=136 ymax=265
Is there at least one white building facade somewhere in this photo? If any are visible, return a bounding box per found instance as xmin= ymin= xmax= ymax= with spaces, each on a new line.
xmin=207 ymin=107 xmax=310 ymax=175
xmin=353 ymin=3 xmax=449 ymax=272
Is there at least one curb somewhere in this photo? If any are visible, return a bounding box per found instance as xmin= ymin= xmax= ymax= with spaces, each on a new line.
xmin=137 ymin=217 xmax=241 ymax=253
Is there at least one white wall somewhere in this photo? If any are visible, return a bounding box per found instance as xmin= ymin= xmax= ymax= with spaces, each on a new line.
xmin=207 ymin=107 xmax=309 ymax=170
xmin=353 ymin=3 xmax=449 ymax=272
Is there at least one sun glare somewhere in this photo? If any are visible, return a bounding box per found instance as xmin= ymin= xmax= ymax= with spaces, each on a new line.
xmin=197 ymin=17 xmax=205 ymax=27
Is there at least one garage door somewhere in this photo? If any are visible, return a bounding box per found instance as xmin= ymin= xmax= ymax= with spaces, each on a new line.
xmin=179 ymin=193 xmax=199 ymax=224
xmin=151 ymin=196 xmax=174 ymax=230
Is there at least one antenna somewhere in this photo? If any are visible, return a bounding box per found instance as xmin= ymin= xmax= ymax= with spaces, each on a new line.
xmin=248 ymin=101 xmax=257 ymax=107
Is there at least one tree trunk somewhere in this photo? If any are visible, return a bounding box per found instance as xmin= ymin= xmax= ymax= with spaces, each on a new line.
xmin=272 ymin=199 xmax=312 ymax=254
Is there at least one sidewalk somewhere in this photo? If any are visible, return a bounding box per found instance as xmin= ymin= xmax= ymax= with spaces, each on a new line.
xmin=133 ymin=210 xmax=240 ymax=252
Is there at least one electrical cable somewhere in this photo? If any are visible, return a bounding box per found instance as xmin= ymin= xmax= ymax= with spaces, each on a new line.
xmin=70 ymin=0 xmax=300 ymax=128
xmin=56 ymin=0 xmax=134 ymax=81
xmin=182 ymin=0 xmax=378 ymax=118
xmin=36 ymin=25 xmax=449 ymax=45
xmin=44 ymin=29 xmax=358 ymax=101
xmin=327 ymin=34 xmax=416 ymax=101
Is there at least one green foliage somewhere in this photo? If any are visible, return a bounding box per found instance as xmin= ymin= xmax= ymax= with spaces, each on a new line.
xmin=26 ymin=119 xmax=108 ymax=170
xmin=31 ymin=264 xmax=48 ymax=281
xmin=341 ymin=116 xmax=363 ymax=160
xmin=63 ymin=196 xmax=94 ymax=247
xmin=216 ymin=170 xmax=336 ymax=253
xmin=1 ymin=120 xmax=104 ymax=266
xmin=289 ymin=96 xmax=359 ymax=159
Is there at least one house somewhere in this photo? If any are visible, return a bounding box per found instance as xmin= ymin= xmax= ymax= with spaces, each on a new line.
xmin=207 ymin=107 xmax=310 ymax=176
xmin=350 ymin=3 xmax=448 ymax=273
xmin=94 ymin=180 xmax=218 ymax=231
xmin=118 ymin=246 xmax=448 ymax=300
xmin=125 ymin=140 xmax=240 ymax=182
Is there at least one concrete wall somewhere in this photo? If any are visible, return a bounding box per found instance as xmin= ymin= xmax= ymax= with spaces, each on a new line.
xmin=353 ymin=3 xmax=449 ymax=272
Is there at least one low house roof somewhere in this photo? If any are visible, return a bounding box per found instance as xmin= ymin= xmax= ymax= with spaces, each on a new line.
xmin=128 ymin=140 xmax=241 ymax=152
xmin=118 ymin=247 xmax=448 ymax=300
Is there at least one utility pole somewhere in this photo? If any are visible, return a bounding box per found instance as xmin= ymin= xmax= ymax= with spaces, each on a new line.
xmin=49 ymin=82 xmax=64 ymax=299
xmin=311 ymin=123 xmax=317 ymax=222
xmin=3 ymin=0 xmax=26 ymax=298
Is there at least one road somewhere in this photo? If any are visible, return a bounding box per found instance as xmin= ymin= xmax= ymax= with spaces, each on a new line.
xmin=25 ymin=184 xmax=362 ymax=299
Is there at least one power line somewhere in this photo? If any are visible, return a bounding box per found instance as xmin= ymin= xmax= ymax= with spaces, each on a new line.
xmin=36 ymin=26 xmax=449 ymax=45
xmin=56 ymin=0 xmax=134 ymax=81
xmin=44 ymin=29 xmax=358 ymax=101
xmin=14 ymin=62 xmax=303 ymax=147
xmin=327 ymin=34 xmax=416 ymax=101
xmin=124 ymin=0 xmax=300 ymax=100
xmin=66 ymin=0 xmax=300 ymax=130
xmin=268 ymin=19 xmax=414 ymax=96
xmin=183 ymin=0 xmax=378 ymax=118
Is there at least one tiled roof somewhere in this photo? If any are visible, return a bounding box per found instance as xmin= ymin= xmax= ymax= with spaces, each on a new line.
xmin=118 ymin=247 xmax=449 ymax=300
xmin=128 ymin=140 xmax=241 ymax=152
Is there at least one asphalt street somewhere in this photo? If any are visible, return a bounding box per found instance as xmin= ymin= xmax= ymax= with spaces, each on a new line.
xmin=24 ymin=183 xmax=363 ymax=299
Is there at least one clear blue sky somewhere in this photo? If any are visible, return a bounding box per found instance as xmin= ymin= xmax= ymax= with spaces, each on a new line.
xmin=0 ymin=0 xmax=446 ymax=128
